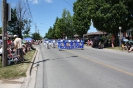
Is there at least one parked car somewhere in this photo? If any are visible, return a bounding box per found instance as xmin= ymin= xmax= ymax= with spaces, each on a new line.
xmin=92 ymin=37 xmax=104 ymax=49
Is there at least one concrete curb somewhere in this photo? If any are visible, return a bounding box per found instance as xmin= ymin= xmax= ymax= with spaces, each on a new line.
xmin=21 ymin=48 xmax=38 ymax=88
xmin=26 ymin=49 xmax=38 ymax=77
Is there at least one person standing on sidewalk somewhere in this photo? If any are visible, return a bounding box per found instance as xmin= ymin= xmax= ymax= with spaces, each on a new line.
xmin=128 ymin=42 xmax=133 ymax=53
xmin=13 ymin=35 xmax=24 ymax=62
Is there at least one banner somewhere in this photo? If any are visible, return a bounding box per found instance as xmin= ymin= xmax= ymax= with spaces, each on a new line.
xmin=58 ymin=40 xmax=84 ymax=50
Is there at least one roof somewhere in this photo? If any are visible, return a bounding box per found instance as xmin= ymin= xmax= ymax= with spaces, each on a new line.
xmin=84 ymin=31 xmax=107 ymax=36
xmin=74 ymin=34 xmax=79 ymax=37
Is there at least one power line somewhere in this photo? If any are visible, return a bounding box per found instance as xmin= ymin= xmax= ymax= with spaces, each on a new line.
xmin=24 ymin=0 xmax=34 ymax=22
xmin=62 ymin=0 xmax=73 ymax=7
xmin=26 ymin=1 xmax=34 ymax=21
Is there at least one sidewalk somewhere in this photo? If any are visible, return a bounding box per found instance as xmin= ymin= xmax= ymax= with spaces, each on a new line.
xmin=0 ymin=78 xmax=25 ymax=88
xmin=85 ymin=45 xmax=133 ymax=53
xmin=0 ymin=46 xmax=39 ymax=88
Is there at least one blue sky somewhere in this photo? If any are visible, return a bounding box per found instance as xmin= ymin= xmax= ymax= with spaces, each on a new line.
xmin=0 ymin=0 xmax=97 ymax=37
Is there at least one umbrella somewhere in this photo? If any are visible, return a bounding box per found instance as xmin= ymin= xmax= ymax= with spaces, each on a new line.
xmin=74 ymin=34 xmax=79 ymax=37
xmin=122 ymin=39 xmax=129 ymax=42
xmin=129 ymin=40 xmax=133 ymax=43
xmin=23 ymin=37 xmax=32 ymax=41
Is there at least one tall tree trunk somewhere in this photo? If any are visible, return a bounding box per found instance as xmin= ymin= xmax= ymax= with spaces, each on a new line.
xmin=113 ymin=31 xmax=119 ymax=47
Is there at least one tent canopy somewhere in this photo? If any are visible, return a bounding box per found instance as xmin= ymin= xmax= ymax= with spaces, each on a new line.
xmin=23 ymin=37 xmax=32 ymax=41
xmin=122 ymin=39 xmax=129 ymax=42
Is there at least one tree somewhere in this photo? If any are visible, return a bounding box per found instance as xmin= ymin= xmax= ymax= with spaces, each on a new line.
xmin=65 ymin=11 xmax=73 ymax=39
xmin=7 ymin=8 xmax=19 ymax=35
xmin=61 ymin=9 xmax=73 ymax=39
xmin=53 ymin=17 xmax=63 ymax=39
xmin=7 ymin=0 xmax=32 ymax=38
xmin=47 ymin=26 xmax=54 ymax=39
xmin=23 ymin=33 xmax=31 ymax=38
xmin=23 ymin=19 xmax=31 ymax=35
xmin=44 ymin=33 xmax=48 ymax=38
xmin=32 ymin=32 xmax=41 ymax=40
xmin=53 ymin=17 xmax=59 ymax=39
xmin=16 ymin=0 xmax=32 ymax=38
xmin=73 ymin=0 xmax=91 ymax=38
xmin=89 ymin=0 xmax=133 ymax=46
xmin=44 ymin=9 xmax=73 ymax=39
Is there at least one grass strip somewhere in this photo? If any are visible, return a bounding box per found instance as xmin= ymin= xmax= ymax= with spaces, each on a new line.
xmin=0 ymin=50 xmax=36 ymax=79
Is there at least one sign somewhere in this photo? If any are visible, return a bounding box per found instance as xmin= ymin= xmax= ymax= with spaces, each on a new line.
xmin=58 ymin=40 xmax=84 ymax=50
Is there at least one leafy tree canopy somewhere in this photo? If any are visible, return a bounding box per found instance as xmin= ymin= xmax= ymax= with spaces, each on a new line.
xmin=32 ymin=32 xmax=41 ymax=40
xmin=45 ymin=9 xmax=73 ymax=39
xmin=7 ymin=0 xmax=32 ymax=39
xmin=88 ymin=0 xmax=133 ymax=46
xmin=73 ymin=0 xmax=91 ymax=38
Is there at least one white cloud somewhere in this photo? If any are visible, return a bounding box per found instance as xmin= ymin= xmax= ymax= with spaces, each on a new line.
xmin=28 ymin=0 xmax=53 ymax=4
xmin=45 ymin=0 xmax=53 ymax=3
xmin=32 ymin=0 xmax=39 ymax=4
xmin=28 ymin=0 xmax=39 ymax=4
xmin=11 ymin=3 xmax=16 ymax=8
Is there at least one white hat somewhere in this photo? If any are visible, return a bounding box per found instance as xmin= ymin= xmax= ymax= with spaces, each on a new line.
xmin=14 ymin=35 xmax=17 ymax=37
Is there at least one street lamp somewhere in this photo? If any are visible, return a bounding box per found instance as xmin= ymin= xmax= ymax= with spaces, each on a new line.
xmin=119 ymin=26 xmax=122 ymax=47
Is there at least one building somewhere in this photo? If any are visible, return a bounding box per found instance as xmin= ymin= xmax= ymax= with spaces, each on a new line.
xmin=83 ymin=31 xmax=108 ymax=39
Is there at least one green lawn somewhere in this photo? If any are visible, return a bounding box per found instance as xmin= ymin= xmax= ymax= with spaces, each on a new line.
xmin=0 ymin=50 xmax=36 ymax=79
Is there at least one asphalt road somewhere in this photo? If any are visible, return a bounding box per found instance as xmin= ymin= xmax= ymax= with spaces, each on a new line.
xmin=35 ymin=43 xmax=133 ymax=88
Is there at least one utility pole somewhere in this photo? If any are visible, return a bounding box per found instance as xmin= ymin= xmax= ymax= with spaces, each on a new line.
xmin=2 ymin=0 xmax=7 ymax=67
xmin=35 ymin=23 xmax=37 ymax=33
xmin=37 ymin=28 xmax=39 ymax=33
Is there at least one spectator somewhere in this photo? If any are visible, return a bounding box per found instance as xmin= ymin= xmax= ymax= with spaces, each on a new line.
xmin=22 ymin=44 xmax=27 ymax=55
xmin=89 ymin=40 xmax=93 ymax=46
xmin=121 ymin=42 xmax=128 ymax=50
xmin=7 ymin=37 xmax=11 ymax=45
xmin=126 ymin=42 xmax=132 ymax=51
xmin=0 ymin=45 xmax=2 ymax=61
xmin=86 ymin=39 xmax=90 ymax=46
xmin=13 ymin=35 xmax=25 ymax=61
xmin=128 ymin=43 xmax=133 ymax=53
